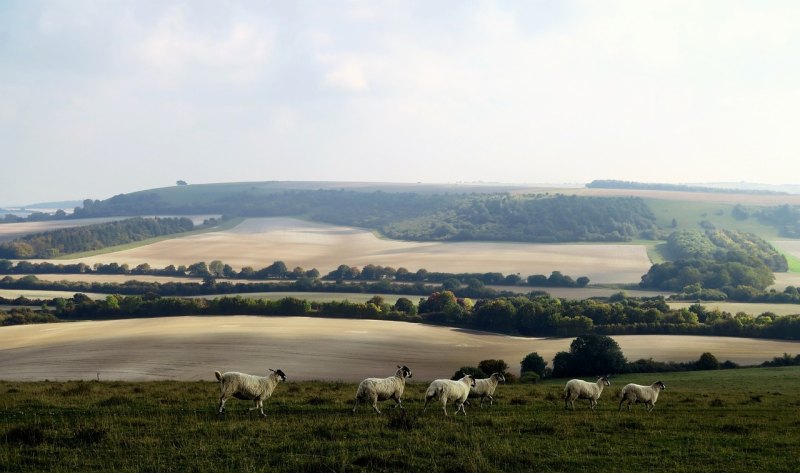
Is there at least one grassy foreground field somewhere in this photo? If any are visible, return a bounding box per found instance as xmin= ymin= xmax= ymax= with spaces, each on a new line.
xmin=1 ymin=367 xmax=799 ymax=472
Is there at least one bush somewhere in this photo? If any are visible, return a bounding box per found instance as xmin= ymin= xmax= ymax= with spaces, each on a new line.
xmin=451 ymin=366 xmax=486 ymax=380
xmin=520 ymin=352 xmax=546 ymax=377
xmin=696 ymin=352 xmax=720 ymax=370
xmin=519 ymin=371 xmax=540 ymax=384
xmin=478 ymin=359 xmax=509 ymax=376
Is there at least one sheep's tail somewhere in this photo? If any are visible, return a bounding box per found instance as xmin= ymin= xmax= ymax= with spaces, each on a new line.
xmin=214 ymin=371 xmax=223 ymax=382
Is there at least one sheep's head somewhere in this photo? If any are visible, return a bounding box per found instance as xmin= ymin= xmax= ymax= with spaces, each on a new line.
xmin=463 ymin=375 xmax=476 ymax=388
xmin=599 ymin=375 xmax=611 ymax=386
xmin=270 ymin=369 xmax=287 ymax=382
xmin=493 ymin=372 xmax=506 ymax=383
xmin=397 ymin=365 xmax=413 ymax=378
xmin=655 ymin=381 xmax=666 ymax=390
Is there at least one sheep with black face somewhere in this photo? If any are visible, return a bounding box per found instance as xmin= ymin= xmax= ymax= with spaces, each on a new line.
xmin=215 ymin=369 xmax=287 ymax=417
xmin=352 ymin=365 xmax=413 ymax=414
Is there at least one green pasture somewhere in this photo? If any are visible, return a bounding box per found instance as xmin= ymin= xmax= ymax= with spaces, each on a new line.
xmin=2 ymin=367 xmax=799 ymax=472
xmin=645 ymin=199 xmax=782 ymax=239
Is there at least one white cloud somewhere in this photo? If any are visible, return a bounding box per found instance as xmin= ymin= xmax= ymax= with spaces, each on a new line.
xmin=136 ymin=6 xmax=273 ymax=86
xmin=323 ymin=56 xmax=368 ymax=91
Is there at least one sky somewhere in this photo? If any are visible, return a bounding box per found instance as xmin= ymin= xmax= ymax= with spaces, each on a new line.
xmin=1 ymin=0 xmax=800 ymax=205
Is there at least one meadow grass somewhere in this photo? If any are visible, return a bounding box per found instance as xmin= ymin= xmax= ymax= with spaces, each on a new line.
xmin=2 ymin=367 xmax=799 ymax=472
xmin=644 ymin=199 xmax=782 ymax=239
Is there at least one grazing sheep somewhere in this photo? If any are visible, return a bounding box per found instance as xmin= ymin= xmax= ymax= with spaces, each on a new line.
xmin=563 ymin=375 xmax=611 ymax=410
xmin=352 ymin=365 xmax=413 ymax=414
xmin=215 ymin=369 xmax=286 ymax=416
xmin=423 ymin=374 xmax=477 ymax=416
xmin=619 ymin=381 xmax=667 ymax=412
xmin=469 ymin=372 xmax=506 ymax=408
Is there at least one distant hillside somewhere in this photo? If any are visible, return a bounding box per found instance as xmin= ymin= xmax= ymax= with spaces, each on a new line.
xmin=70 ymin=184 xmax=660 ymax=243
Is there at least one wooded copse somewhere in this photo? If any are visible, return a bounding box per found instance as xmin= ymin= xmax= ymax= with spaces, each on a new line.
xmin=0 ymin=217 xmax=200 ymax=258
xmin=640 ymin=229 xmax=783 ymax=294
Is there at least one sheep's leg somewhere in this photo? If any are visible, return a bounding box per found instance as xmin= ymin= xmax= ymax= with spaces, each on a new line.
xmin=352 ymin=397 xmax=359 ymax=414
xmin=441 ymin=396 xmax=449 ymax=416
xmin=479 ymin=396 xmax=485 ymax=409
xmin=423 ymin=396 xmax=432 ymax=413
xmin=393 ymin=396 xmax=403 ymax=410
xmin=371 ymin=394 xmax=381 ymax=415
xmin=218 ymin=396 xmax=227 ymax=414
xmin=618 ymin=398 xmax=625 ymax=412
xmin=646 ymin=403 xmax=654 ymax=413
xmin=458 ymin=402 xmax=467 ymax=416
xmin=488 ymin=395 xmax=494 ymax=407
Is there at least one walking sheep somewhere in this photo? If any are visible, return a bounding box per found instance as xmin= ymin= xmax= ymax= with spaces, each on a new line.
xmin=563 ymin=375 xmax=611 ymax=410
xmin=469 ymin=372 xmax=506 ymax=408
xmin=215 ymin=369 xmax=287 ymax=417
xmin=423 ymin=374 xmax=477 ymax=416
xmin=352 ymin=365 xmax=413 ymax=414
xmin=619 ymin=381 xmax=666 ymax=412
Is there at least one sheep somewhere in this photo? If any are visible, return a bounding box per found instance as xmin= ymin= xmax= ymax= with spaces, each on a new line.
xmin=215 ymin=368 xmax=287 ymax=417
xmin=352 ymin=365 xmax=413 ymax=414
xmin=468 ymin=372 xmax=506 ymax=408
xmin=423 ymin=374 xmax=477 ymax=416
xmin=563 ymin=375 xmax=611 ymax=410
xmin=619 ymin=381 xmax=667 ymax=412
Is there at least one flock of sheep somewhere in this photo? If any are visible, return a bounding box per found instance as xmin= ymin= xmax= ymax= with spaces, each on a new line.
xmin=213 ymin=366 xmax=666 ymax=417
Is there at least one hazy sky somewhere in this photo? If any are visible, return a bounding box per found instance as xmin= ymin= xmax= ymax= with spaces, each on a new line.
xmin=2 ymin=0 xmax=799 ymax=205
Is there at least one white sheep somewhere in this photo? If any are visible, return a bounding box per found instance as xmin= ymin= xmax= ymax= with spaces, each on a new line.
xmin=423 ymin=374 xmax=477 ymax=416
xmin=469 ymin=372 xmax=506 ymax=408
xmin=619 ymin=381 xmax=667 ymax=412
xmin=563 ymin=375 xmax=611 ymax=410
xmin=215 ymin=369 xmax=287 ymax=416
xmin=352 ymin=365 xmax=413 ymax=414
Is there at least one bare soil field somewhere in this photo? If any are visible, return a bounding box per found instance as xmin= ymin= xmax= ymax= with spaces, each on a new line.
xmin=45 ymin=218 xmax=653 ymax=284
xmin=0 ymin=289 xmax=107 ymax=300
xmin=1 ymin=316 xmax=797 ymax=382
xmin=773 ymin=240 xmax=800 ymax=259
xmin=0 ymin=273 xmax=204 ymax=284
xmin=0 ymin=217 xmax=121 ymax=242
xmin=669 ymin=301 xmax=800 ymax=317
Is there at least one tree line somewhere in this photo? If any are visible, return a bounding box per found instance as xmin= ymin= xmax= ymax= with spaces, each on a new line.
xmin=0 ymin=259 xmax=590 ymax=289
xmin=3 ymin=289 xmax=800 ymax=341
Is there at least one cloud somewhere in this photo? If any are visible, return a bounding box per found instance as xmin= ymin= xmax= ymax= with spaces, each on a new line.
xmin=323 ymin=56 xmax=368 ymax=91
xmin=136 ymin=5 xmax=273 ymax=86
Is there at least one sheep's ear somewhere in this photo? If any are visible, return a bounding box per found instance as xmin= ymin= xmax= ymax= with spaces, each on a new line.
xmin=397 ymin=365 xmax=401 ymax=369
xmin=269 ymin=369 xmax=275 ymax=372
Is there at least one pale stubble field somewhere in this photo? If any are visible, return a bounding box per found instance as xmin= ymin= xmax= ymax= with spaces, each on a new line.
xmin=45 ymin=217 xmax=653 ymax=284
xmin=1 ymin=316 xmax=798 ymax=382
